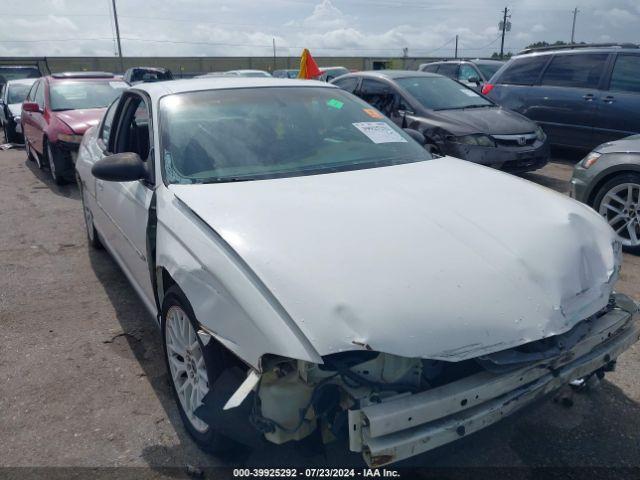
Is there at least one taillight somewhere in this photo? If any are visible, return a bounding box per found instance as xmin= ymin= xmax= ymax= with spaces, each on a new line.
xmin=481 ymin=83 xmax=495 ymax=95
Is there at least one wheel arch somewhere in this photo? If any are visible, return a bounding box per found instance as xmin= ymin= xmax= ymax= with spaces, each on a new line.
xmin=587 ymin=165 xmax=640 ymax=206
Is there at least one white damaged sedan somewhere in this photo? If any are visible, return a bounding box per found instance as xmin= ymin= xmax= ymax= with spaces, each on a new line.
xmin=75 ymin=77 xmax=639 ymax=466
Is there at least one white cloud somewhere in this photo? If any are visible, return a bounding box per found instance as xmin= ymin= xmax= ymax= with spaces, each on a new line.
xmin=531 ymin=24 xmax=546 ymax=32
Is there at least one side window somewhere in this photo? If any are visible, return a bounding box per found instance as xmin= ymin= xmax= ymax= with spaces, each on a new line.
xmin=100 ymin=100 xmax=119 ymax=149
xmin=359 ymin=79 xmax=394 ymax=115
xmin=435 ymin=64 xmax=458 ymax=78
xmin=114 ymin=95 xmax=151 ymax=163
xmin=458 ymin=64 xmax=479 ymax=82
xmin=34 ymin=81 xmax=45 ymax=109
xmin=498 ymin=56 xmax=549 ymax=85
xmin=332 ymin=76 xmax=359 ymax=93
xmin=609 ymin=55 xmax=640 ymax=94
xmin=541 ymin=53 xmax=608 ymax=89
xmin=421 ymin=64 xmax=440 ymax=73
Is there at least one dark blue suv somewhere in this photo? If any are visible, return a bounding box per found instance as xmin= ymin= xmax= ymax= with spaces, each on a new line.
xmin=483 ymin=44 xmax=640 ymax=150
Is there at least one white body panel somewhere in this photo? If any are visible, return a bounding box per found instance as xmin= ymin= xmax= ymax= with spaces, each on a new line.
xmin=170 ymin=158 xmax=618 ymax=362
xmin=75 ymin=77 xmax=620 ymax=370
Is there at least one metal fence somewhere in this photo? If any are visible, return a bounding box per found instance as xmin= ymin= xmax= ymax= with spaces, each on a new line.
xmin=0 ymin=55 xmax=481 ymax=77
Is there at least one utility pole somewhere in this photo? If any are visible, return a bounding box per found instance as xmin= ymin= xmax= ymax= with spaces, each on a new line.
xmin=272 ymin=38 xmax=277 ymax=71
xmin=454 ymin=35 xmax=458 ymax=59
xmin=570 ymin=7 xmax=579 ymax=44
xmin=499 ymin=7 xmax=511 ymax=59
xmin=111 ymin=0 xmax=124 ymax=73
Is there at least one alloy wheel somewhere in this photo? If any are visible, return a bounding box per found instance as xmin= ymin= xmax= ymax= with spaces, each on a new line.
xmin=599 ymin=182 xmax=640 ymax=247
xmin=165 ymin=305 xmax=210 ymax=433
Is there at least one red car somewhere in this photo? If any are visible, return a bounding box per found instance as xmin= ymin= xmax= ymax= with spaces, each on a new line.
xmin=21 ymin=72 xmax=127 ymax=184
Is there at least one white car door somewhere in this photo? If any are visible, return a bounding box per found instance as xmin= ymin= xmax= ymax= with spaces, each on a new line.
xmin=95 ymin=92 xmax=156 ymax=309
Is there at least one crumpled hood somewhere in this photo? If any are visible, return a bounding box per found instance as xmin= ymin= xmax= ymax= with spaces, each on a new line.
xmin=595 ymin=135 xmax=640 ymax=155
xmin=426 ymin=107 xmax=537 ymax=136
xmin=170 ymin=158 xmax=619 ymax=361
xmin=55 ymin=108 xmax=105 ymax=134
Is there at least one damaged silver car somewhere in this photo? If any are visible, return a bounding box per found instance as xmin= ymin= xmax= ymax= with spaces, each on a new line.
xmin=74 ymin=77 xmax=639 ymax=466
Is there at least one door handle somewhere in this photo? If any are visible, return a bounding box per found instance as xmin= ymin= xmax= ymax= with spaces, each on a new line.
xmin=603 ymin=95 xmax=615 ymax=104
xmin=583 ymin=93 xmax=595 ymax=101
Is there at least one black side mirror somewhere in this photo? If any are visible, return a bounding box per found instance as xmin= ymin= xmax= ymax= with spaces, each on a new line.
xmin=403 ymin=128 xmax=426 ymax=145
xmin=467 ymin=76 xmax=481 ymax=85
xmin=92 ymin=152 xmax=147 ymax=182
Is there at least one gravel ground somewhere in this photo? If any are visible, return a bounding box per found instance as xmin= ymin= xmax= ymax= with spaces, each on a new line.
xmin=0 ymin=143 xmax=638 ymax=476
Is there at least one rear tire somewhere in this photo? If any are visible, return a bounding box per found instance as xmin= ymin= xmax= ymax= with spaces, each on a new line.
xmin=592 ymin=172 xmax=640 ymax=255
xmin=161 ymin=285 xmax=229 ymax=452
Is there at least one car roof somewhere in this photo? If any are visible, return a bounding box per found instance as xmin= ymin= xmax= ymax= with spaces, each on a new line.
xmin=131 ymin=77 xmax=334 ymax=99
xmin=227 ymin=69 xmax=270 ymax=74
xmin=4 ymin=77 xmax=38 ymax=87
xmin=129 ymin=66 xmax=169 ymax=72
xmin=48 ymin=72 xmax=118 ymax=82
xmin=347 ymin=70 xmax=441 ymax=80
xmin=514 ymin=45 xmax=639 ymax=59
xmin=423 ymin=59 xmax=503 ymax=65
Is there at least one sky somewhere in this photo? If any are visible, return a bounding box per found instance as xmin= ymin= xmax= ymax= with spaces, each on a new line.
xmin=1 ymin=0 xmax=639 ymax=58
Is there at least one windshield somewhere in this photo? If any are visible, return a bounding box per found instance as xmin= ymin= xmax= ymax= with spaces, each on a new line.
xmin=160 ymin=87 xmax=431 ymax=184
xmin=476 ymin=63 xmax=502 ymax=80
xmin=397 ymin=76 xmax=493 ymax=110
xmin=0 ymin=67 xmax=40 ymax=83
xmin=50 ymin=80 xmax=127 ymax=111
xmin=7 ymin=83 xmax=33 ymax=104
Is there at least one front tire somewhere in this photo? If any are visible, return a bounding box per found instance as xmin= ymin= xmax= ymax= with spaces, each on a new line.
xmin=593 ymin=172 xmax=640 ymax=254
xmin=161 ymin=285 xmax=228 ymax=452
xmin=78 ymin=177 xmax=103 ymax=249
xmin=3 ymin=122 xmax=17 ymax=143
xmin=46 ymin=140 xmax=67 ymax=185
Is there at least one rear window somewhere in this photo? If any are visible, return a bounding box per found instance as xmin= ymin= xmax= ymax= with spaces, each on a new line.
xmin=0 ymin=66 xmax=40 ymax=83
xmin=435 ymin=64 xmax=458 ymax=78
xmin=50 ymin=80 xmax=128 ymax=111
xmin=332 ymin=76 xmax=359 ymax=93
xmin=420 ymin=64 xmax=440 ymax=73
xmin=7 ymin=83 xmax=33 ymax=104
xmin=497 ymin=55 xmax=549 ymax=85
xmin=609 ymin=55 xmax=640 ymax=94
xmin=540 ymin=53 xmax=608 ymax=89
xmin=476 ymin=63 xmax=502 ymax=80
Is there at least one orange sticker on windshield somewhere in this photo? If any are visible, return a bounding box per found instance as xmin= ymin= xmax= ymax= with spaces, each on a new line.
xmin=363 ymin=108 xmax=384 ymax=119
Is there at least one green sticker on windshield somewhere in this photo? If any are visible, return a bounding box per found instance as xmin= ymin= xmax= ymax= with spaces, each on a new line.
xmin=327 ymin=98 xmax=344 ymax=109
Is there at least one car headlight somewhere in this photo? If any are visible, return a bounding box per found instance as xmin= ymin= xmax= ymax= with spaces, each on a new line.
xmin=581 ymin=151 xmax=601 ymax=169
xmin=454 ymin=134 xmax=496 ymax=147
xmin=58 ymin=133 xmax=84 ymax=144
xmin=534 ymin=125 xmax=546 ymax=141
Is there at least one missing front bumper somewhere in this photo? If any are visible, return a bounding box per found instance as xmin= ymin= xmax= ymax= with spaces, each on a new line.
xmin=348 ymin=297 xmax=639 ymax=467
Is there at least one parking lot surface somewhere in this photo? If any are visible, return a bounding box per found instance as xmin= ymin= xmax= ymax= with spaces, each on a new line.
xmin=0 ymin=144 xmax=639 ymax=473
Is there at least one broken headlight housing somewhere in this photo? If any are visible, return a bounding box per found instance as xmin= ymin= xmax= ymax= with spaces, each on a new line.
xmin=454 ymin=134 xmax=496 ymax=148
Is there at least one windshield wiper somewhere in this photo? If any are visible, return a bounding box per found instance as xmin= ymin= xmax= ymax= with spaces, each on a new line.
xmin=197 ymin=177 xmax=252 ymax=184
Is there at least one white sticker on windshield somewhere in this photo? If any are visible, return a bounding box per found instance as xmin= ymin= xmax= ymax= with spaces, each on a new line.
xmin=460 ymin=88 xmax=478 ymax=97
xmin=352 ymin=122 xmax=407 ymax=144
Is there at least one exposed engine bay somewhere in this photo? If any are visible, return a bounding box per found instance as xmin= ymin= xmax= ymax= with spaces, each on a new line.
xmin=222 ymin=294 xmax=639 ymax=466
